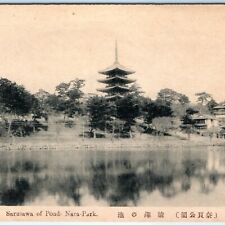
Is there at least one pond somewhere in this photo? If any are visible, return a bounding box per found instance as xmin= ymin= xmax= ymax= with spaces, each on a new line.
xmin=0 ymin=146 xmax=225 ymax=206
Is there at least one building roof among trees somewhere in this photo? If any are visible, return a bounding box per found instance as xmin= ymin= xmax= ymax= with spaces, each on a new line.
xmin=191 ymin=114 xmax=216 ymax=120
xmin=213 ymin=103 xmax=225 ymax=110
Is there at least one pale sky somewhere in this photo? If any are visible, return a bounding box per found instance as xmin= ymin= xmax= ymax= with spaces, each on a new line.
xmin=0 ymin=5 xmax=225 ymax=102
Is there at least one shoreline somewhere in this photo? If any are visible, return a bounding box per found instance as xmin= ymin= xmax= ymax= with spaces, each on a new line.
xmin=0 ymin=138 xmax=225 ymax=151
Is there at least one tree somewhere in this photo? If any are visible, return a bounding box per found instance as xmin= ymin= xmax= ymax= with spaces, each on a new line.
xmin=182 ymin=107 xmax=199 ymax=125
xmin=156 ymin=88 xmax=190 ymax=106
xmin=0 ymin=78 xmax=40 ymax=135
xmin=152 ymin=117 xmax=174 ymax=134
xmin=0 ymin=78 xmax=34 ymax=115
xmin=44 ymin=94 xmax=62 ymax=112
xmin=34 ymin=89 xmax=50 ymax=103
xmin=130 ymin=83 xmax=144 ymax=96
xmin=115 ymin=94 xmax=141 ymax=135
xmin=86 ymin=96 xmax=115 ymax=132
xmin=195 ymin=92 xmax=213 ymax=105
xmin=141 ymin=99 xmax=173 ymax=124
xmin=45 ymin=78 xmax=85 ymax=117
xmin=55 ymin=79 xmax=85 ymax=101
xmin=207 ymin=99 xmax=218 ymax=114
xmin=195 ymin=92 xmax=218 ymax=114
xmin=181 ymin=107 xmax=198 ymax=139
xmin=192 ymin=104 xmax=209 ymax=115
xmin=33 ymin=89 xmax=51 ymax=119
xmin=171 ymin=103 xmax=190 ymax=118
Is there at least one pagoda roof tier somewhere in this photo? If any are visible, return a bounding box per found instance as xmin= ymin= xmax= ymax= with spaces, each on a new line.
xmin=214 ymin=104 xmax=225 ymax=109
xmin=98 ymin=76 xmax=136 ymax=84
xmin=97 ymin=85 xmax=130 ymax=93
xmin=105 ymin=94 xmax=124 ymax=100
xmin=98 ymin=62 xmax=135 ymax=75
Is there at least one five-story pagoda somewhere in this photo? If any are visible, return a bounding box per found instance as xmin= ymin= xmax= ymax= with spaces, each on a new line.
xmin=97 ymin=42 xmax=136 ymax=100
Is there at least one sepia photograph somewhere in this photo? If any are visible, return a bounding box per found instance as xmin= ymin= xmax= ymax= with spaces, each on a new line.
xmin=0 ymin=4 xmax=225 ymax=215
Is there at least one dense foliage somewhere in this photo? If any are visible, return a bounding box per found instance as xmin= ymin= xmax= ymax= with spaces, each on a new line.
xmin=86 ymin=96 xmax=114 ymax=131
xmin=0 ymin=78 xmax=36 ymax=115
xmin=0 ymin=76 xmax=223 ymax=138
xmin=40 ymin=79 xmax=85 ymax=117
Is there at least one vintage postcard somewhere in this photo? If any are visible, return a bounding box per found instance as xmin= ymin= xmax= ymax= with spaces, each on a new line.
xmin=0 ymin=3 xmax=225 ymax=221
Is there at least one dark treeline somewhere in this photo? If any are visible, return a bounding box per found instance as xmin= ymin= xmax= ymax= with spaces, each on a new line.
xmin=0 ymin=77 xmax=222 ymax=138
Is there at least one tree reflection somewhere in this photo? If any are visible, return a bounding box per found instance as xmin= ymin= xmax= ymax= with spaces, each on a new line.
xmin=41 ymin=174 xmax=82 ymax=205
xmin=199 ymin=172 xmax=220 ymax=194
xmin=11 ymin=161 xmax=43 ymax=172
xmin=89 ymin=162 xmax=110 ymax=200
xmin=182 ymin=159 xmax=206 ymax=177
xmin=1 ymin=178 xmax=30 ymax=205
xmin=181 ymin=175 xmax=191 ymax=192
xmin=209 ymin=171 xmax=219 ymax=185
xmin=108 ymin=172 xmax=140 ymax=206
xmin=0 ymin=149 xmax=223 ymax=206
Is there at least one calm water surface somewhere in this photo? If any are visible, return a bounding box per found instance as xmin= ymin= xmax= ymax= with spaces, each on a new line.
xmin=1 ymin=146 xmax=225 ymax=206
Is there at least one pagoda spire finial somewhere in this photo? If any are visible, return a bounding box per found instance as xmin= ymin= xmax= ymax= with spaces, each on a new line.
xmin=115 ymin=40 xmax=118 ymax=63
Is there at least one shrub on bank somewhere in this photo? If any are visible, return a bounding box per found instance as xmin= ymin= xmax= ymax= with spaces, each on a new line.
xmin=8 ymin=119 xmax=48 ymax=137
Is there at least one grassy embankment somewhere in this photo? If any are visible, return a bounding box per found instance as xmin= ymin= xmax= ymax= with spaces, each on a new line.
xmin=0 ymin=116 xmax=225 ymax=150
